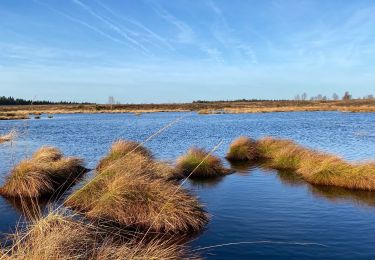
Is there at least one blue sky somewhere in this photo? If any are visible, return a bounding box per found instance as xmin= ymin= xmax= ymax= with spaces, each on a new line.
xmin=1 ymin=0 xmax=375 ymax=103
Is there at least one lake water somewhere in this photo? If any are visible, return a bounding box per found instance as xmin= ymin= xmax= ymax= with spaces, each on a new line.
xmin=1 ymin=111 xmax=375 ymax=259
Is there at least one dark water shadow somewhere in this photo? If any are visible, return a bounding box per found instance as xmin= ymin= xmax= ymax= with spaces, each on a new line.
xmin=1 ymin=168 xmax=90 ymax=222
xmin=308 ymin=185 xmax=375 ymax=207
xmin=229 ymin=160 xmax=375 ymax=208
xmin=229 ymin=161 xmax=257 ymax=175
xmin=188 ymin=176 xmax=225 ymax=188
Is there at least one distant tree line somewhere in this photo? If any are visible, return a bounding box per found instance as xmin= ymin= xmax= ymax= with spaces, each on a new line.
xmin=193 ymin=98 xmax=289 ymax=103
xmin=0 ymin=96 xmax=93 ymax=106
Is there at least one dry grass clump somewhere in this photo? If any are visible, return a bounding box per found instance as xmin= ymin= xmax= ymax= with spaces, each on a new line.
xmin=257 ymin=137 xmax=375 ymax=191
xmin=97 ymin=140 xmax=182 ymax=180
xmin=176 ymin=147 xmax=231 ymax=179
xmin=1 ymin=211 xmax=198 ymax=260
xmin=0 ymin=112 xmax=29 ymax=120
xmin=257 ymin=137 xmax=307 ymax=170
xmin=66 ymin=152 xmax=208 ymax=233
xmin=0 ymin=146 xmax=86 ymax=198
xmin=226 ymin=136 xmax=259 ymax=161
xmin=96 ymin=140 xmax=152 ymax=171
xmin=0 ymin=130 xmax=17 ymax=144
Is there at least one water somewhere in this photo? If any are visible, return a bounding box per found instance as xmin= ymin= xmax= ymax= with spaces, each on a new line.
xmin=1 ymin=111 xmax=375 ymax=259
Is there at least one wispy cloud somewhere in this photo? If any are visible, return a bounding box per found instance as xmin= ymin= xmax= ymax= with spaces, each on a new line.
xmin=33 ymin=0 xmax=128 ymax=47
xmin=152 ymin=4 xmax=195 ymax=44
xmin=71 ymin=0 xmax=150 ymax=54
xmin=95 ymin=0 xmax=174 ymax=52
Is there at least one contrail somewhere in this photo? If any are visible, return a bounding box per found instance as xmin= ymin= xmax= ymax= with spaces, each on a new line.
xmin=33 ymin=0 xmax=131 ymax=48
xmin=72 ymin=0 xmax=150 ymax=54
xmin=95 ymin=0 xmax=175 ymax=51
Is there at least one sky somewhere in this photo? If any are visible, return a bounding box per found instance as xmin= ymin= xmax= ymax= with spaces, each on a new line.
xmin=1 ymin=0 xmax=375 ymax=103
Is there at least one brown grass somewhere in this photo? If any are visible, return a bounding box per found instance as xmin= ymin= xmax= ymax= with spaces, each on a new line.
xmin=65 ymin=152 xmax=208 ymax=233
xmin=0 ymin=146 xmax=87 ymax=198
xmin=0 ymin=211 xmax=199 ymax=259
xmin=96 ymin=140 xmax=153 ymax=171
xmin=176 ymin=147 xmax=231 ymax=179
xmin=1 ymin=99 xmax=375 ymax=120
xmin=0 ymin=112 xmax=29 ymax=120
xmin=257 ymin=137 xmax=375 ymax=191
xmin=226 ymin=136 xmax=259 ymax=161
xmin=0 ymin=130 xmax=17 ymax=144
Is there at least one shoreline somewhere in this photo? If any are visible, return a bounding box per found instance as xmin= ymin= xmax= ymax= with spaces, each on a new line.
xmin=1 ymin=99 xmax=375 ymax=120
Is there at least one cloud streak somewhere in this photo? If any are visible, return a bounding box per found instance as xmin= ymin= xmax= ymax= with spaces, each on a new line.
xmin=71 ymin=0 xmax=150 ymax=54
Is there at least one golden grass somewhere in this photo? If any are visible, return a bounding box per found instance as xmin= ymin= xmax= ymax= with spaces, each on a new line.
xmin=0 ymin=112 xmax=29 ymax=120
xmin=96 ymin=139 xmax=182 ymax=180
xmin=66 ymin=152 xmax=208 ymax=233
xmin=176 ymin=147 xmax=231 ymax=179
xmin=257 ymin=137 xmax=375 ymax=191
xmin=1 ymin=211 xmax=198 ymax=260
xmin=1 ymin=99 xmax=375 ymax=120
xmin=0 ymin=130 xmax=17 ymax=144
xmin=96 ymin=140 xmax=153 ymax=171
xmin=0 ymin=146 xmax=86 ymax=198
xmin=226 ymin=136 xmax=259 ymax=161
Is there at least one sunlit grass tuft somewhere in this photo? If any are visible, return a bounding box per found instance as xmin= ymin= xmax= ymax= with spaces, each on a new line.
xmin=96 ymin=139 xmax=152 ymax=171
xmin=226 ymin=136 xmax=259 ymax=162
xmin=0 ymin=146 xmax=86 ymax=198
xmin=0 ymin=210 xmax=198 ymax=259
xmin=257 ymin=137 xmax=375 ymax=191
xmin=66 ymin=152 xmax=207 ymax=233
xmin=176 ymin=147 xmax=231 ymax=178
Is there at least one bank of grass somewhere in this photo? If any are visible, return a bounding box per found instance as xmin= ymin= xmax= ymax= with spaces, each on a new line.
xmin=0 ymin=112 xmax=29 ymax=120
xmin=176 ymin=147 xmax=231 ymax=179
xmin=257 ymin=137 xmax=375 ymax=191
xmin=2 ymin=99 xmax=375 ymax=120
xmin=0 ymin=147 xmax=86 ymax=198
xmin=0 ymin=211 xmax=198 ymax=260
xmin=65 ymin=145 xmax=207 ymax=233
xmin=226 ymin=136 xmax=259 ymax=162
xmin=0 ymin=130 xmax=17 ymax=144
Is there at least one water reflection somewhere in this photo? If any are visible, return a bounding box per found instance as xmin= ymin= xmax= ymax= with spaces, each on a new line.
xmin=232 ymin=162 xmax=375 ymax=207
xmin=308 ymin=185 xmax=375 ymax=207
xmin=2 ymin=197 xmax=49 ymax=221
xmin=228 ymin=161 xmax=257 ymax=175
xmin=188 ymin=176 xmax=225 ymax=188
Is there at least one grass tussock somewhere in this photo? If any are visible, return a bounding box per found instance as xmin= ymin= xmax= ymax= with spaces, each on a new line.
xmin=0 ymin=146 xmax=86 ymax=198
xmin=0 ymin=130 xmax=17 ymax=144
xmin=97 ymin=139 xmax=182 ymax=180
xmin=1 ymin=211 xmax=198 ymax=260
xmin=257 ymin=137 xmax=375 ymax=191
xmin=226 ymin=136 xmax=259 ymax=161
xmin=96 ymin=140 xmax=152 ymax=171
xmin=176 ymin=147 xmax=231 ymax=179
xmin=66 ymin=152 xmax=208 ymax=233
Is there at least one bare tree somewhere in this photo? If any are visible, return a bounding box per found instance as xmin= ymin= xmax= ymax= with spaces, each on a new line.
xmin=294 ymin=94 xmax=301 ymax=100
xmin=108 ymin=96 xmax=115 ymax=109
xmin=332 ymin=93 xmax=339 ymax=100
xmin=301 ymin=92 xmax=307 ymax=100
xmin=342 ymin=91 xmax=352 ymax=101
xmin=364 ymin=94 xmax=374 ymax=100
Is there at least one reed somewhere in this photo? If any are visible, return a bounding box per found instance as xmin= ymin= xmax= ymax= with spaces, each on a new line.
xmin=66 ymin=152 xmax=208 ymax=233
xmin=257 ymin=137 xmax=375 ymax=191
xmin=0 ymin=130 xmax=17 ymax=144
xmin=0 ymin=211 xmax=198 ymax=259
xmin=176 ymin=147 xmax=231 ymax=178
xmin=0 ymin=146 xmax=86 ymax=198
xmin=226 ymin=136 xmax=259 ymax=161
